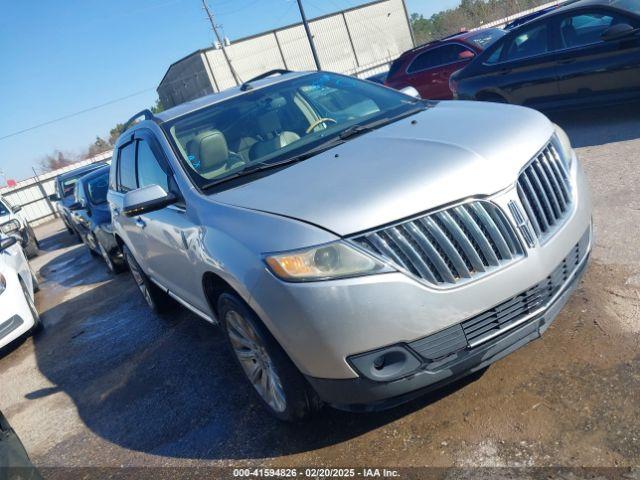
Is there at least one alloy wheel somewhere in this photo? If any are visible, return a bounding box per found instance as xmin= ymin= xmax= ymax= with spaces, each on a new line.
xmin=225 ymin=309 xmax=287 ymax=413
xmin=127 ymin=254 xmax=153 ymax=308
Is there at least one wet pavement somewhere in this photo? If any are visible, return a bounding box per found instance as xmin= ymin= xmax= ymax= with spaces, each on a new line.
xmin=0 ymin=103 xmax=638 ymax=471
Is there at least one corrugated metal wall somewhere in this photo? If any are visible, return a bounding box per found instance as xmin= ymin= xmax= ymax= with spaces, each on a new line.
xmin=0 ymin=151 xmax=112 ymax=226
xmin=159 ymin=0 xmax=413 ymax=107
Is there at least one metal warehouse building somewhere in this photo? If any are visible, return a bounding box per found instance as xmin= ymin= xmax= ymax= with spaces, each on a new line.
xmin=157 ymin=0 xmax=414 ymax=108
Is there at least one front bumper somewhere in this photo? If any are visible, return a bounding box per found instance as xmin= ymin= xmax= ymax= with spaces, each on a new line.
xmin=0 ymin=276 xmax=36 ymax=349
xmin=306 ymin=236 xmax=590 ymax=409
xmin=249 ymin=152 xmax=592 ymax=383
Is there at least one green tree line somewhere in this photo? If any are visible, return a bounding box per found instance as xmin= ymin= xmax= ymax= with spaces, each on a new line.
xmin=411 ymin=0 xmax=554 ymax=45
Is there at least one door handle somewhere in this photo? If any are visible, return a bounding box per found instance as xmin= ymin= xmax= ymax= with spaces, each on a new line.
xmin=135 ymin=218 xmax=146 ymax=229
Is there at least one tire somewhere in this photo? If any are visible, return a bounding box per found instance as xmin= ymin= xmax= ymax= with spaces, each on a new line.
xmin=23 ymin=233 xmax=39 ymax=259
xmin=31 ymin=273 xmax=40 ymax=293
xmin=20 ymin=279 xmax=42 ymax=334
xmin=218 ymin=293 xmax=322 ymax=422
xmin=123 ymin=245 xmax=174 ymax=314
xmin=99 ymin=241 xmax=126 ymax=274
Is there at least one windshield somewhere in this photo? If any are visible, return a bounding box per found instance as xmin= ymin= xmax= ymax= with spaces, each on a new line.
xmin=61 ymin=165 xmax=105 ymax=197
xmin=467 ymin=28 xmax=506 ymax=49
xmin=87 ymin=173 xmax=109 ymax=205
xmin=164 ymin=72 xmax=421 ymax=189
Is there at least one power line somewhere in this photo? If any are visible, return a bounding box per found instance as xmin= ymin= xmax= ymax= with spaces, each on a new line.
xmin=0 ymin=87 xmax=155 ymax=142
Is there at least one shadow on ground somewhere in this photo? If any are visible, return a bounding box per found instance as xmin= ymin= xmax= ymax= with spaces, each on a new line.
xmin=547 ymin=101 xmax=640 ymax=148
xmin=29 ymin=226 xmax=485 ymax=460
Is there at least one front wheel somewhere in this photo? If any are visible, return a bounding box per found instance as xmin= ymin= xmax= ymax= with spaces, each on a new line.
xmin=218 ymin=293 xmax=322 ymax=422
xmin=123 ymin=245 xmax=174 ymax=314
xmin=99 ymin=241 xmax=126 ymax=274
xmin=20 ymin=279 xmax=42 ymax=334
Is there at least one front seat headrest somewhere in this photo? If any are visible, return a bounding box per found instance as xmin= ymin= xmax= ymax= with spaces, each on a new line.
xmin=187 ymin=130 xmax=229 ymax=173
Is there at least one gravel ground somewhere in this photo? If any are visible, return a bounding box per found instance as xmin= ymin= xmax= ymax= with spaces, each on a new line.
xmin=0 ymin=102 xmax=638 ymax=474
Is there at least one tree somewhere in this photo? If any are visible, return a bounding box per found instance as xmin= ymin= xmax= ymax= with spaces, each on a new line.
xmin=108 ymin=123 xmax=126 ymax=146
xmin=150 ymin=98 xmax=164 ymax=114
xmin=39 ymin=150 xmax=77 ymax=172
xmin=86 ymin=136 xmax=111 ymax=158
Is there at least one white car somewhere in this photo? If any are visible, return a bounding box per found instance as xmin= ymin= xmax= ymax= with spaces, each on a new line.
xmin=0 ymin=196 xmax=39 ymax=258
xmin=0 ymin=234 xmax=40 ymax=350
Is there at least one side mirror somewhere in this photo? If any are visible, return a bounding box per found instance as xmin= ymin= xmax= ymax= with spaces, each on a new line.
xmin=49 ymin=193 xmax=60 ymax=202
xmin=68 ymin=201 xmax=83 ymax=211
xmin=0 ymin=236 xmax=18 ymax=252
xmin=458 ymin=50 xmax=475 ymax=60
xmin=0 ymin=219 xmax=21 ymax=236
xmin=400 ymin=86 xmax=421 ymax=99
xmin=11 ymin=205 xmax=22 ymax=213
xmin=123 ymin=185 xmax=177 ymax=217
xmin=601 ymin=23 xmax=635 ymax=41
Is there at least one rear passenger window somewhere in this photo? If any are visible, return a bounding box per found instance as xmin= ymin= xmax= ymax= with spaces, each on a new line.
xmin=117 ymin=142 xmax=137 ymax=192
xmin=503 ymin=23 xmax=549 ymax=61
xmin=407 ymin=44 xmax=472 ymax=74
xmin=137 ymin=140 xmax=169 ymax=191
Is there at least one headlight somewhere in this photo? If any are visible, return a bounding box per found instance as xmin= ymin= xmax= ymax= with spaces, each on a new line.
xmin=552 ymin=124 xmax=573 ymax=170
xmin=265 ymin=241 xmax=392 ymax=282
xmin=0 ymin=219 xmax=20 ymax=236
xmin=0 ymin=273 xmax=6 ymax=296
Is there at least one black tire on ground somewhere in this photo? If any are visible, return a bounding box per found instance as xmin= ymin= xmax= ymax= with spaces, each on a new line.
xmin=23 ymin=234 xmax=39 ymax=259
xmin=99 ymin=241 xmax=126 ymax=274
xmin=20 ymin=278 xmax=42 ymax=335
xmin=218 ymin=293 xmax=322 ymax=422
xmin=123 ymin=245 xmax=174 ymax=314
xmin=31 ymin=273 xmax=40 ymax=293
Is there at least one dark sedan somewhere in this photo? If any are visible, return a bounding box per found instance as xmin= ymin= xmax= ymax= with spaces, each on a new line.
xmin=451 ymin=0 xmax=640 ymax=109
xmin=68 ymin=166 xmax=125 ymax=273
xmin=49 ymin=161 xmax=108 ymax=237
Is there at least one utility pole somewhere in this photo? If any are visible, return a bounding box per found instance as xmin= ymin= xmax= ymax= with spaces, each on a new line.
xmin=296 ymin=0 xmax=321 ymax=70
xmin=202 ymin=0 xmax=241 ymax=85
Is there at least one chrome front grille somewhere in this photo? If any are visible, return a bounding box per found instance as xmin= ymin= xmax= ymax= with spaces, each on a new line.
xmin=409 ymin=227 xmax=590 ymax=358
xmin=517 ymin=143 xmax=571 ymax=241
xmin=351 ymin=201 xmax=523 ymax=286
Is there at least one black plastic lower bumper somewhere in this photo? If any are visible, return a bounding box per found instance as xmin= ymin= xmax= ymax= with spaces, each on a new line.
xmin=306 ymin=257 xmax=588 ymax=412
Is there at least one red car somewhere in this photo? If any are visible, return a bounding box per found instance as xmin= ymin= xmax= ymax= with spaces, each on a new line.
xmin=385 ymin=28 xmax=506 ymax=99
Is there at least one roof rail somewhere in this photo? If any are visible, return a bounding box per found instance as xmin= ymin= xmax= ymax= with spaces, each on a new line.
xmin=240 ymin=69 xmax=291 ymax=91
xmin=123 ymin=109 xmax=158 ymax=131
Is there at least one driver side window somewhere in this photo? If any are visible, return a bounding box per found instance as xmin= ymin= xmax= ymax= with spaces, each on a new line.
xmin=136 ymin=139 xmax=169 ymax=191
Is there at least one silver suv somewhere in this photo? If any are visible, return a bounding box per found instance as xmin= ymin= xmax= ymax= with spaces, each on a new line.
xmin=108 ymin=71 xmax=592 ymax=421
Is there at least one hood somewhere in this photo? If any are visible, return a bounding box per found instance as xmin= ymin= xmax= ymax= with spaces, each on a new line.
xmin=213 ymin=101 xmax=554 ymax=236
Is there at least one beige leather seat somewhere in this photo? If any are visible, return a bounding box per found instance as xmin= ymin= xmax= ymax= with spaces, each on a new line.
xmin=187 ymin=130 xmax=243 ymax=177
xmin=249 ymin=111 xmax=300 ymax=160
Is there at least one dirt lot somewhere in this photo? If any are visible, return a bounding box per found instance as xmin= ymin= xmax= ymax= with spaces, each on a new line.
xmin=0 ymin=102 xmax=638 ymax=474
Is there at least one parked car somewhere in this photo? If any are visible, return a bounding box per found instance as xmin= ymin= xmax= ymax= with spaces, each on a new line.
xmin=450 ymin=0 xmax=640 ymax=108
xmin=0 ymin=196 xmax=38 ymax=258
xmin=0 ymin=233 xmax=40 ymax=351
xmin=50 ymin=162 xmax=108 ymax=236
xmin=108 ymin=70 xmax=592 ymax=421
xmin=504 ymin=4 xmax=563 ymax=30
xmin=366 ymin=71 xmax=388 ymax=84
xmin=384 ymin=28 xmax=506 ymax=99
xmin=68 ymin=166 xmax=125 ymax=273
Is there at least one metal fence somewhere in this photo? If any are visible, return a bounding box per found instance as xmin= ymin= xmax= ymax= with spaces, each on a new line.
xmin=0 ymin=151 xmax=112 ymax=227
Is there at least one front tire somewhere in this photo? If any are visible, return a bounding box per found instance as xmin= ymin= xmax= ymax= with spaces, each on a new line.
xmin=123 ymin=245 xmax=174 ymax=314
xmin=20 ymin=279 xmax=42 ymax=334
xmin=23 ymin=227 xmax=39 ymax=259
xmin=99 ymin=241 xmax=126 ymax=274
xmin=218 ymin=293 xmax=322 ymax=422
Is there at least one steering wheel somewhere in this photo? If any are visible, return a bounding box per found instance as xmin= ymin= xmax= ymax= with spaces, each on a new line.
xmin=306 ymin=117 xmax=337 ymax=134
